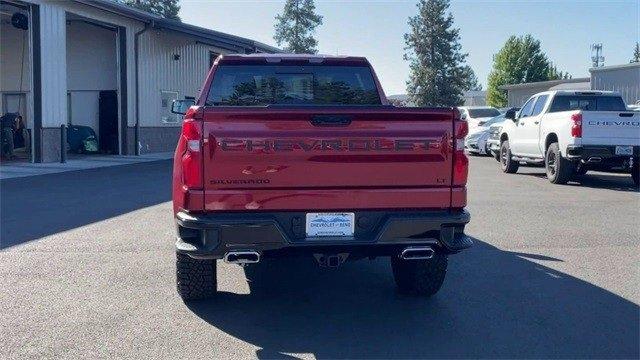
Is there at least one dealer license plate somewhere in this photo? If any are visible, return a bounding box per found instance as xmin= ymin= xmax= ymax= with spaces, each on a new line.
xmin=305 ymin=212 xmax=355 ymax=237
xmin=615 ymin=146 xmax=633 ymax=156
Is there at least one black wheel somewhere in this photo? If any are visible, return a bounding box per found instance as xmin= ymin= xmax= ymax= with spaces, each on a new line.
xmin=176 ymin=252 xmax=217 ymax=301
xmin=391 ymin=252 xmax=447 ymax=297
xmin=500 ymin=140 xmax=519 ymax=173
xmin=545 ymin=142 xmax=574 ymax=185
xmin=632 ymin=162 xmax=639 ymax=188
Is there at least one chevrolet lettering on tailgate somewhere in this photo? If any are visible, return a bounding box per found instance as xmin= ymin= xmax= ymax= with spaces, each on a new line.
xmin=219 ymin=139 xmax=437 ymax=152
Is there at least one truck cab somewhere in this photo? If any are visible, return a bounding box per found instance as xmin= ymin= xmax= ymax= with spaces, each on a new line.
xmin=498 ymin=90 xmax=640 ymax=185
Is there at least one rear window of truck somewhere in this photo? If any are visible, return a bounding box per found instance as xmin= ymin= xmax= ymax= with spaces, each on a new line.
xmin=206 ymin=65 xmax=381 ymax=106
xmin=549 ymin=95 xmax=627 ymax=112
xmin=467 ymin=108 xmax=500 ymax=118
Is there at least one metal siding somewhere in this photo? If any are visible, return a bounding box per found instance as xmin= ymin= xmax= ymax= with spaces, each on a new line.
xmin=590 ymin=66 xmax=640 ymax=105
xmin=507 ymin=85 xmax=549 ymax=107
xmin=39 ymin=3 xmax=67 ymax=127
xmin=137 ymin=30 xmax=230 ymax=127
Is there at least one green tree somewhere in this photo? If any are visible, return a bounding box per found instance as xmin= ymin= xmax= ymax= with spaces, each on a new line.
xmin=631 ymin=42 xmax=640 ymax=63
xmin=274 ymin=0 xmax=323 ymax=54
xmin=122 ymin=0 xmax=180 ymax=20
xmin=462 ymin=65 xmax=482 ymax=91
xmin=404 ymin=0 xmax=478 ymax=107
xmin=486 ymin=35 xmax=568 ymax=107
xmin=548 ymin=64 xmax=571 ymax=80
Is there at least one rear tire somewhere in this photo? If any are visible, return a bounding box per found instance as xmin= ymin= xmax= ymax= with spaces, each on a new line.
xmin=176 ymin=252 xmax=217 ymax=301
xmin=545 ymin=142 xmax=574 ymax=185
xmin=391 ymin=252 xmax=447 ymax=297
xmin=500 ymin=140 xmax=519 ymax=173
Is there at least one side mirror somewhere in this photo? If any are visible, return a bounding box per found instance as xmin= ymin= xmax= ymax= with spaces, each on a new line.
xmin=505 ymin=108 xmax=517 ymax=121
xmin=171 ymin=99 xmax=196 ymax=115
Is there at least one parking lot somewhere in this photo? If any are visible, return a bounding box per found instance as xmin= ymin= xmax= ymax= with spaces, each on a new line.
xmin=1 ymin=157 xmax=638 ymax=359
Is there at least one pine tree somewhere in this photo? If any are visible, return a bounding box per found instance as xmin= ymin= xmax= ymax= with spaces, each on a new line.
xmin=631 ymin=43 xmax=640 ymax=63
xmin=122 ymin=0 xmax=180 ymax=21
xmin=274 ymin=0 xmax=323 ymax=54
xmin=547 ymin=64 xmax=572 ymax=80
xmin=462 ymin=65 xmax=482 ymax=91
xmin=487 ymin=35 xmax=566 ymax=107
xmin=404 ymin=0 xmax=477 ymax=107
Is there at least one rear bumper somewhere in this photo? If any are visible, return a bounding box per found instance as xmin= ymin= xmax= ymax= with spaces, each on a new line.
xmin=566 ymin=145 xmax=639 ymax=169
xmin=175 ymin=209 xmax=472 ymax=259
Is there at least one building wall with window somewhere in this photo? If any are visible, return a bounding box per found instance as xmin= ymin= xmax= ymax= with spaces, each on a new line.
xmin=135 ymin=30 xmax=229 ymax=153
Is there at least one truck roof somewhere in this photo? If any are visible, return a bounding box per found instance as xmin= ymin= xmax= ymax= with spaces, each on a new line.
xmin=536 ymin=90 xmax=622 ymax=97
xmin=457 ymin=106 xmax=498 ymax=110
xmin=217 ymin=53 xmax=370 ymax=65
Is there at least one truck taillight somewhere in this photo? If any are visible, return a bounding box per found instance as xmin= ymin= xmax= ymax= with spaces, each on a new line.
xmin=180 ymin=107 xmax=203 ymax=189
xmin=571 ymin=113 xmax=582 ymax=138
xmin=453 ymin=117 xmax=469 ymax=186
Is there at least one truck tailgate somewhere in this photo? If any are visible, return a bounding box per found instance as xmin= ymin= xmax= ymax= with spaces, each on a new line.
xmin=581 ymin=111 xmax=640 ymax=146
xmin=201 ymin=107 xmax=456 ymax=211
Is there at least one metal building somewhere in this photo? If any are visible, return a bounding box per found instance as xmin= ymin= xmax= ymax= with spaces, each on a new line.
xmin=500 ymin=63 xmax=640 ymax=108
xmin=589 ymin=63 xmax=640 ymax=106
xmin=500 ymin=78 xmax=590 ymax=107
xmin=1 ymin=0 xmax=280 ymax=163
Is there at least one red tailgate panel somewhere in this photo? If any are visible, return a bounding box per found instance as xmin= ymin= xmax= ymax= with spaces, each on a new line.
xmin=202 ymin=107 xmax=455 ymax=211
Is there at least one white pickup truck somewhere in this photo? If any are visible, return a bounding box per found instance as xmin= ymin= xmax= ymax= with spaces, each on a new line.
xmin=498 ymin=90 xmax=640 ymax=186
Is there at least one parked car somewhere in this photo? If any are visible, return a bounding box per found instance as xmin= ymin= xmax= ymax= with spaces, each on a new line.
xmin=498 ymin=90 xmax=639 ymax=185
xmin=170 ymin=54 xmax=472 ymax=301
xmin=487 ymin=108 xmax=520 ymax=160
xmin=458 ymin=106 xmax=501 ymax=133
xmin=466 ymin=112 xmax=512 ymax=156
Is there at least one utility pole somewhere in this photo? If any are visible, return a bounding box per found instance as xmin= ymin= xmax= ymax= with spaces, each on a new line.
xmin=590 ymin=43 xmax=604 ymax=68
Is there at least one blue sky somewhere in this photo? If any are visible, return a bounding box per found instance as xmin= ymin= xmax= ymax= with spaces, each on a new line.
xmin=180 ymin=0 xmax=640 ymax=95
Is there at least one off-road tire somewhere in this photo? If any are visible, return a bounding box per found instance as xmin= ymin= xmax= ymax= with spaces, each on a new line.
xmin=176 ymin=252 xmax=217 ymax=301
xmin=632 ymin=163 xmax=639 ymax=188
xmin=500 ymin=140 xmax=519 ymax=173
xmin=545 ymin=142 xmax=574 ymax=185
xmin=391 ymin=252 xmax=448 ymax=297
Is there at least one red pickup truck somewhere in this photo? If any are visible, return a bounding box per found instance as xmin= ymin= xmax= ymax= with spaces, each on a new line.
xmin=171 ymin=54 xmax=471 ymax=300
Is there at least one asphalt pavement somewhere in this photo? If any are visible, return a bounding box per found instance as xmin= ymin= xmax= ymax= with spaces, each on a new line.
xmin=1 ymin=157 xmax=638 ymax=359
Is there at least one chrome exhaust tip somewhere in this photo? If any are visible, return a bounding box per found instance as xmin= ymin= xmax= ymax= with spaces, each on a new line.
xmin=400 ymin=246 xmax=435 ymax=260
xmin=224 ymin=250 xmax=260 ymax=264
